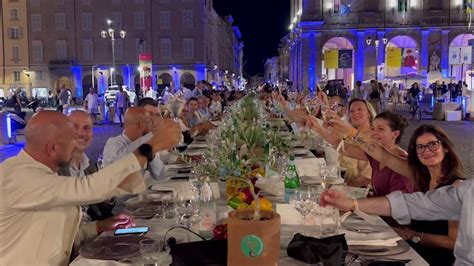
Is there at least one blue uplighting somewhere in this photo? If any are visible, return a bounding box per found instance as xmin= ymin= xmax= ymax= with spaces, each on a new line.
xmin=309 ymin=33 xmax=315 ymax=92
xmin=71 ymin=66 xmax=83 ymax=98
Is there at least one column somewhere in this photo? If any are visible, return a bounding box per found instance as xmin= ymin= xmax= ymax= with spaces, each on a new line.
xmin=441 ymin=30 xmax=450 ymax=78
xmin=421 ymin=30 xmax=430 ymax=80
xmin=299 ymin=39 xmax=304 ymax=89
xmin=356 ymin=31 xmax=366 ymax=85
xmin=377 ymin=31 xmax=386 ymax=80
xmin=314 ymin=32 xmax=322 ymax=85
xmin=302 ymin=33 xmax=311 ymax=90
xmin=309 ymin=33 xmax=315 ymax=91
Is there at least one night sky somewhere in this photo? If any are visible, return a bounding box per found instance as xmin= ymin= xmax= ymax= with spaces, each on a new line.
xmin=213 ymin=0 xmax=290 ymax=77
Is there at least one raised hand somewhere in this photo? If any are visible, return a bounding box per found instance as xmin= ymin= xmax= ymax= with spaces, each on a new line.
xmin=149 ymin=118 xmax=182 ymax=152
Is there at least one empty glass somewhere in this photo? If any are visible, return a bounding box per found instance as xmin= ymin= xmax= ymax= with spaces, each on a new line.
xmin=174 ymin=194 xmax=200 ymax=229
xmin=140 ymin=239 xmax=160 ymax=266
xmin=289 ymin=189 xmax=318 ymax=226
xmin=320 ymin=207 xmax=340 ymax=236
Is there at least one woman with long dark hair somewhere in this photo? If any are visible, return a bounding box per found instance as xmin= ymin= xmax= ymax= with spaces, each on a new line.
xmin=329 ymin=123 xmax=463 ymax=265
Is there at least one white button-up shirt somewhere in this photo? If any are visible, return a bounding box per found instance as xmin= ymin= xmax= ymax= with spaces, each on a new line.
xmin=387 ymin=180 xmax=473 ymax=266
xmin=0 ymin=151 xmax=145 ymax=266
xmin=103 ymin=132 xmax=167 ymax=181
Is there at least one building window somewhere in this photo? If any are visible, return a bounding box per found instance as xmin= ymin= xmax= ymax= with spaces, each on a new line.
xmin=333 ymin=0 xmax=340 ymax=13
xmin=82 ymin=39 xmax=94 ymax=60
xmin=35 ymin=71 xmax=44 ymax=81
xmin=115 ymin=39 xmax=123 ymax=59
xmin=30 ymin=0 xmax=40 ymax=6
xmin=31 ymin=14 xmax=42 ymax=31
xmin=134 ymin=12 xmax=145 ymax=29
xmin=13 ymin=71 xmax=21 ymax=82
xmin=111 ymin=0 xmax=121 ymax=5
xmin=398 ymin=0 xmax=408 ymax=12
xmin=56 ymin=0 xmax=65 ymax=5
xmin=160 ymin=38 xmax=171 ymax=59
xmin=32 ymin=41 xmax=43 ymax=62
xmin=160 ymin=11 xmax=171 ymax=29
xmin=182 ymin=10 xmax=193 ymax=28
xmin=81 ymin=13 xmax=92 ymax=31
xmin=183 ymin=38 xmax=194 ymax=59
xmin=56 ymin=40 xmax=67 ymax=59
xmin=111 ymin=12 xmax=122 ymax=29
xmin=10 ymin=8 xmax=19 ymax=21
xmin=81 ymin=0 xmax=91 ymax=5
xmin=9 ymin=27 xmax=22 ymax=39
xmin=136 ymin=38 xmax=146 ymax=55
xmin=55 ymin=13 xmax=66 ymax=31
xmin=12 ymin=46 xmax=20 ymax=61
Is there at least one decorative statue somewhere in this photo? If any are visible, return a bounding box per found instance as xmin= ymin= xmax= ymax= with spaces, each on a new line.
xmin=430 ymin=51 xmax=440 ymax=72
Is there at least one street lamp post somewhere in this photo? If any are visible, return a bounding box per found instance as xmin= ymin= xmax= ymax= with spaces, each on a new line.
xmin=366 ymin=35 xmax=388 ymax=80
xmin=101 ymin=20 xmax=125 ymax=86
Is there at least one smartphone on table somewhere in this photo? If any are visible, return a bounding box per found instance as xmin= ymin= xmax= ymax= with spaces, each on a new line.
xmin=114 ymin=226 xmax=149 ymax=235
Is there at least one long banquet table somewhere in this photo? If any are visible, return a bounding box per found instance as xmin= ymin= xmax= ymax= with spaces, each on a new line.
xmin=71 ymin=144 xmax=428 ymax=266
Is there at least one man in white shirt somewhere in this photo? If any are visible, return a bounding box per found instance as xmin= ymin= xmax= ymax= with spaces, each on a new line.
xmin=0 ymin=111 xmax=181 ymax=265
xmin=84 ymin=87 xmax=99 ymax=124
xmin=62 ymin=111 xmax=139 ymax=259
xmin=103 ymin=107 xmax=166 ymax=181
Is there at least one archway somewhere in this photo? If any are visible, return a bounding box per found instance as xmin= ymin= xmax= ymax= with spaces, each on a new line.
xmin=55 ymin=76 xmax=72 ymax=91
xmin=158 ymin=73 xmax=173 ymax=94
xmin=115 ymin=74 xmax=124 ymax=86
xmin=180 ymin=72 xmax=196 ymax=89
xmin=385 ymin=36 xmax=419 ymax=80
xmin=449 ymin=33 xmax=474 ymax=84
xmin=321 ymin=37 xmax=354 ymax=88
xmin=82 ymin=75 xmax=98 ymax=99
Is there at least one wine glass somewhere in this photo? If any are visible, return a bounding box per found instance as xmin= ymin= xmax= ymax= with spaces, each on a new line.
xmin=289 ymin=189 xmax=318 ymax=227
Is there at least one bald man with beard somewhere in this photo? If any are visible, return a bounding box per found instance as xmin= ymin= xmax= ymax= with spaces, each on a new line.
xmin=0 ymin=111 xmax=181 ymax=265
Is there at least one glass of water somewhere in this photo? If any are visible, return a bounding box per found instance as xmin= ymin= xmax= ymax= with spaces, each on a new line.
xmin=140 ymin=238 xmax=159 ymax=266
xmin=320 ymin=207 xmax=340 ymax=236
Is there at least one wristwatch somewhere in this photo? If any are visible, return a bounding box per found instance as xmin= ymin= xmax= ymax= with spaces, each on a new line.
xmin=411 ymin=233 xmax=423 ymax=243
xmin=138 ymin=144 xmax=154 ymax=162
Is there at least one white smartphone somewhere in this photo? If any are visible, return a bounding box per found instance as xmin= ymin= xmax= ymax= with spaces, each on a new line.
xmin=114 ymin=226 xmax=149 ymax=235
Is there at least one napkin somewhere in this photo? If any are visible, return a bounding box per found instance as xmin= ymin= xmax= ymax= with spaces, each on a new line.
xmin=256 ymin=178 xmax=284 ymax=196
xmin=341 ymin=229 xmax=401 ymax=247
xmin=294 ymin=158 xmax=326 ymax=177
xmin=150 ymin=182 xmax=220 ymax=199
xmin=276 ymin=204 xmax=320 ymax=225
xmin=331 ymin=185 xmax=369 ymax=199
xmin=324 ymin=145 xmax=340 ymax=164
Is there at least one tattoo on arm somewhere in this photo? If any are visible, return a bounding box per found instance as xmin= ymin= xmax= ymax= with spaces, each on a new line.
xmin=351 ymin=135 xmax=377 ymax=153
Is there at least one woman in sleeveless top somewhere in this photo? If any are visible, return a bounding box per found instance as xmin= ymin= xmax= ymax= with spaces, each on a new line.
xmin=308 ymin=110 xmax=415 ymax=196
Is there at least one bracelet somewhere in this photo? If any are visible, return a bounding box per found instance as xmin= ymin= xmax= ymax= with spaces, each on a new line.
xmin=351 ymin=199 xmax=358 ymax=212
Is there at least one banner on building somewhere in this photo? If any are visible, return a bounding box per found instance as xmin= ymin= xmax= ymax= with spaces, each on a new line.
xmin=324 ymin=49 xmax=339 ymax=69
xmin=139 ymin=53 xmax=153 ymax=90
xmin=338 ymin=50 xmax=353 ymax=68
xmin=386 ymin=47 xmax=402 ymax=68
xmin=449 ymin=47 xmax=462 ymax=65
xmin=402 ymin=48 xmax=417 ymax=68
xmin=461 ymin=46 xmax=472 ymax=65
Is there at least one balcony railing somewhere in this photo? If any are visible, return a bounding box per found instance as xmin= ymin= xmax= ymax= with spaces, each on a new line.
xmin=315 ymin=9 xmax=469 ymax=28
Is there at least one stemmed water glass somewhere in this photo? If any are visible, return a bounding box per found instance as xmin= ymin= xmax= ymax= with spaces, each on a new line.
xmin=289 ymin=189 xmax=318 ymax=227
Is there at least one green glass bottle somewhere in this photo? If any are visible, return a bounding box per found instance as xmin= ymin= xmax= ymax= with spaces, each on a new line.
xmin=284 ymin=155 xmax=300 ymax=203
